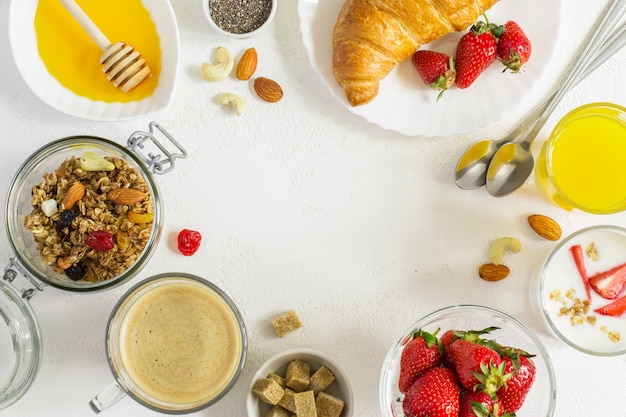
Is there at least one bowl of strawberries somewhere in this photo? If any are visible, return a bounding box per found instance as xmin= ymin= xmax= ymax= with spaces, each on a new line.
xmin=379 ymin=305 xmax=556 ymax=417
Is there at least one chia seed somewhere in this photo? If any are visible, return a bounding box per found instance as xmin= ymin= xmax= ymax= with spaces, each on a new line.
xmin=209 ymin=0 xmax=272 ymax=35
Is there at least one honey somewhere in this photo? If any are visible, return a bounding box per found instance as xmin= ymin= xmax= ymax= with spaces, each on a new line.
xmin=536 ymin=102 xmax=626 ymax=214
xmin=34 ymin=0 xmax=161 ymax=103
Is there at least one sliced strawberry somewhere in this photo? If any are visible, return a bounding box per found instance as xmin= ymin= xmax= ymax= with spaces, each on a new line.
xmin=455 ymin=21 xmax=497 ymax=89
xmin=570 ymin=244 xmax=591 ymax=299
xmin=495 ymin=20 xmax=532 ymax=73
xmin=398 ymin=328 xmax=442 ymax=393
xmin=402 ymin=367 xmax=461 ymax=417
xmin=411 ymin=50 xmax=456 ymax=99
xmin=588 ymin=262 xmax=626 ymax=299
xmin=595 ymin=293 xmax=626 ymax=317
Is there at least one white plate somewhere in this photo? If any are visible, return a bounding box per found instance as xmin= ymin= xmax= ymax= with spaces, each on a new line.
xmin=297 ymin=0 xmax=562 ymax=137
xmin=8 ymin=0 xmax=179 ymax=122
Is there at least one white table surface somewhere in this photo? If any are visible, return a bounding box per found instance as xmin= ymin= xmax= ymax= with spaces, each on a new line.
xmin=1 ymin=0 xmax=625 ymax=416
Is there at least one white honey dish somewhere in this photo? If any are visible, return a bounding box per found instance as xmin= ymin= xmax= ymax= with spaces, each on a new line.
xmin=203 ymin=0 xmax=277 ymax=38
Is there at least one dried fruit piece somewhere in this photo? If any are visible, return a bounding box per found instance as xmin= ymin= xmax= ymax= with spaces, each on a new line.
xmin=178 ymin=229 xmax=202 ymax=256
xmin=116 ymin=230 xmax=130 ymax=251
xmin=57 ymin=256 xmax=73 ymax=270
xmin=478 ymin=263 xmax=510 ymax=281
xmin=41 ymin=199 xmax=58 ymax=217
xmin=127 ymin=211 xmax=154 ymax=224
xmin=488 ymin=237 xmax=522 ymax=266
xmin=216 ymin=92 xmax=245 ymax=115
xmin=254 ymin=77 xmax=283 ymax=102
xmin=64 ymin=263 xmax=87 ymax=281
xmin=107 ymin=188 xmax=146 ymax=205
xmin=86 ymin=231 xmax=115 ymax=252
xmin=55 ymin=210 xmax=77 ymax=232
xmin=201 ymin=46 xmax=234 ymax=81
xmin=236 ymin=47 xmax=258 ymax=80
xmin=527 ymin=214 xmax=562 ymax=241
xmin=79 ymin=151 xmax=115 ymax=171
xmin=61 ymin=182 xmax=86 ymax=210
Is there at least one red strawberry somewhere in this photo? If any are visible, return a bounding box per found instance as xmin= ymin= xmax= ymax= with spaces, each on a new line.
xmin=441 ymin=327 xmax=499 ymax=368
xmin=588 ymin=262 xmax=626 ymax=299
xmin=398 ymin=329 xmax=442 ymax=393
xmin=455 ymin=21 xmax=497 ymax=89
xmin=459 ymin=390 xmax=507 ymax=417
xmin=449 ymin=339 xmax=509 ymax=395
xmin=402 ymin=367 xmax=460 ymax=417
xmin=411 ymin=50 xmax=456 ymax=99
xmin=496 ymin=349 xmax=536 ymax=413
xmin=496 ymin=21 xmax=532 ymax=73
xmin=570 ymin=244 xmax=591 ymax=299
xmin=595 ymin=293 xmax=626 ymax=317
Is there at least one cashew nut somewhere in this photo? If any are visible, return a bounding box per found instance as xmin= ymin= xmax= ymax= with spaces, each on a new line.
xmin=201 ymin=46 xmax=234 ymax=81
xmin=488 ymin=237 xmax=522 ymax=266
xmin=216 ymin=92 xmax=245 ymax=116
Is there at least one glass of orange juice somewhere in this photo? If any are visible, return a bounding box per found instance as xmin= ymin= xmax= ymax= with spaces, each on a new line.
xmin=535 ymin=102 xmax=626 ymax=214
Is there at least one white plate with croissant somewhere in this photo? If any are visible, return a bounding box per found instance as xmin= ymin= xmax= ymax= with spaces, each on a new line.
xmin=298 ymin=0 xmax=562 ymax=137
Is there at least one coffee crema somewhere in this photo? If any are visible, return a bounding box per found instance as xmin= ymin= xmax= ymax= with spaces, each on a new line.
xmin=116 ymin=278 xmax=243 ymax=406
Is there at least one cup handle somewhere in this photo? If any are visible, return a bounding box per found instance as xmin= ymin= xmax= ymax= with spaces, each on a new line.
xmin=89 ymin=381 xmax=127 ymax=413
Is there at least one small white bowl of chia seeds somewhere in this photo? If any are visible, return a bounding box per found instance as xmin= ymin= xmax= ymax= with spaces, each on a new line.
xmin=203 ymin=0 xmax=276 ymax=38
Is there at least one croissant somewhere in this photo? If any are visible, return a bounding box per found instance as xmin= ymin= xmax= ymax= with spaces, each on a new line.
xmin=332 ymin=0 xmax=500 ymax=106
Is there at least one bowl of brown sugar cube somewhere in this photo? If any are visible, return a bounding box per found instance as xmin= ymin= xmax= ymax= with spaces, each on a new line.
xmin=246 ymin=348 xmax=353 ymax=417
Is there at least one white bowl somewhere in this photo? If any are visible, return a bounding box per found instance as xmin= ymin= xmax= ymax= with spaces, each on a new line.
xmin=203 ymin=0 xmax=276 ymax=39
xmin=538 ymin=225 xmax=626 ymax=355
xmin=246 ymin=348 xmax=353 ymax=417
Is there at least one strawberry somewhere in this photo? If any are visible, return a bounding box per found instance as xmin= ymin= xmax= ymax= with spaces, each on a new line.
xmin=455 ymin=21 xmax=497 ymax=89
xmin=449 ymin=339 xmax=509 ymax=395
xmin=570 ymin=244 xmax=591 ymax=300
xmin=411 ymin=50 xmax=456 ymax=99
xmin=496 ymin=21 xmax=532 ymax=73
xmin=496 ymin=348 xmax=536 ymax=413
xmin=459 ymin=390 xmax=508 ymax=417
xmin=588 ymin=262 xmax=626 ymax=299
xmin=595 ymin=293 xmax=626 ymax=317
xmin=441 ymin=327 xmax=499 ymax=368
xmin=398 ymin=328 xmax=442 ymax=393
xmin=402 ymin=367 xmax=460 ymax=417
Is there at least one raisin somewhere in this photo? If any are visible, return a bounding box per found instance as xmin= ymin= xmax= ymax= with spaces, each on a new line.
xmin=177 ymin=229 xmax=202 ymax=256
xmin=65 ymin=263 xmax=87 ymax=281
xmin=55 ymin=210 xmax=77 ymax=232
xmin=86 ymin=231 xmax=115 ymax=252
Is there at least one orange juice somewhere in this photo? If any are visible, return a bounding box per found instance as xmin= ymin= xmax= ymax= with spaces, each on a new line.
xmin=34 ymin=0 xmax=161 ymax=103
xmin=536 ymin=103 xmax=626 ymax=214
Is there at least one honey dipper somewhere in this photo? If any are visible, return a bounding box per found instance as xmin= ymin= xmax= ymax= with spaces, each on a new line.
xmin=59 ymin=0 xmax=151 ymax=92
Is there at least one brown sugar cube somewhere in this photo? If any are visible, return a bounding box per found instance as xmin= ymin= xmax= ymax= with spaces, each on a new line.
xmin=278 ymin=388 xmax=297 ymax=412
xmin=294 ymin=390 xmax=317 ymax=417
xmin=316 ymin=391 xmax=345 ymax=417
xmin=308 ymin=366 xmax=336 ymax=392
xmin=252 ymin=378 xmax=285 ymax=405
xmin=272 ymin=310 xmax=303 ymax=337
xmin=266 ymin=405 xmax=293 ymax=417
xmin=267 ymin=372 xmax=287 ymax=388
xmin=286 ymin=359 xmax=311 ymax=392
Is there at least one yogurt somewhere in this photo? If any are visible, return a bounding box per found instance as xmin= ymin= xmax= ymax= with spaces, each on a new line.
xmin=539 ymin=226 xmax=626 ymax=355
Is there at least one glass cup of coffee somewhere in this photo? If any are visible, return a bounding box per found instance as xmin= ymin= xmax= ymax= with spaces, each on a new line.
xmin=89 ymin=273 xmax=247 ymax=414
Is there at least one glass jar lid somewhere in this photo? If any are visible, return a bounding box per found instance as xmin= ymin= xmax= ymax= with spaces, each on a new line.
xmin=0 ymin=272 xmax=43 ymax=409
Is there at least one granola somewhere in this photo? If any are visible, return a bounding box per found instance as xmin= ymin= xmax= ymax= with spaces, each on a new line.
xmin=24 ymin=155 xmax=154 ymax=282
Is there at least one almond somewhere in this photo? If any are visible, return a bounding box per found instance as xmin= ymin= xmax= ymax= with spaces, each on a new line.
xmin=236 ymin=47 xmax=258 ymax=81
xmin=61 ymin=182 xmax=86 ymax=210
xmin=478 ymin=263 xmax=510 ymax=281
xmin=107 ymin=188 xmax=147 ymax=205
xmin=254 ymin=77 xmax=283 ymax=102
xmin=527 ymin=214 xmax=562 ymax=241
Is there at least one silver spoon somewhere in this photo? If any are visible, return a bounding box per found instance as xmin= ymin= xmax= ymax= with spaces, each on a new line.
xmin=455 ymin=0 xmax=626 ymax=190
xmin=485 ymin=0 xmax=626 ymax=197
